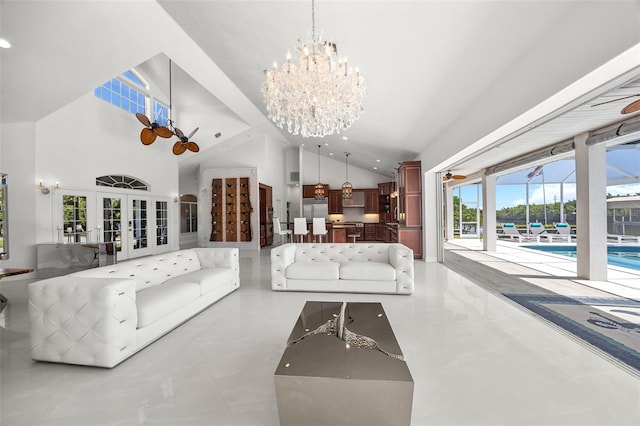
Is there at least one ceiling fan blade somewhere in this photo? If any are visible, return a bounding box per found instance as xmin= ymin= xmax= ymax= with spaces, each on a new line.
xmin=174 ymin=127 xmax=185 ymax=139
xmin=154 ymin=126 xmax=174 ymax=138
xmin=591 ymin=93 xmax=640 ymax=108
xmin=172 ymin=142 xmax=187 ymax=155
xmin=452 ymin=175 xmax=466 ymax=180
xmin=187 ymin=127 xmax=199 ymax=139
xmin=140 ymin=128 xmax=157 ymax=145
xmin=135 ymin=113 xmax=151 ymax=127
xmin=186 ymin=141 xmax=200 ymax=152
xmin=621 ymin=99 xmax=640 ymax=114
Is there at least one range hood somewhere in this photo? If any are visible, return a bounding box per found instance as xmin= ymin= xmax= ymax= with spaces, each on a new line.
xmin=342 ymin=191 xmax=365 ymax=208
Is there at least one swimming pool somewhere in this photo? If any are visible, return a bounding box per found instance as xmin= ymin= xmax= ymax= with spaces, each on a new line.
xmin=522 ymin=244 xmax=640 ymax=271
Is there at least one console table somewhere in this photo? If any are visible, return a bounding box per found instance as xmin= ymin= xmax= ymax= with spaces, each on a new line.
xmin=274 ymin=301 xmax=414 ymax=425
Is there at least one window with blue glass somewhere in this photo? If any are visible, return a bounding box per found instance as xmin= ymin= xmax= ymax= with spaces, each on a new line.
xmin=153 ymin=100 xmax=169 ymax=126
xmin=95 ymin=77 xmax=145 ymax=115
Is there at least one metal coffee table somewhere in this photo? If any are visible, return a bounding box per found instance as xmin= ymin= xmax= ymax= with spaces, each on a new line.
xmin=274 ymin=301 xmax=414 ymax=426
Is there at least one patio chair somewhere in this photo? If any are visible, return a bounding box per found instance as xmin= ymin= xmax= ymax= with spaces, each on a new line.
xmin=498 ymin=223 xmax=523 ymax=242
xmin=529 ymin=223 xmax=549 ymax=242
xmin=554 ymin=222 xmax=573 ymax=242
xmin=607 ymin=234 xmax=640 ymax=243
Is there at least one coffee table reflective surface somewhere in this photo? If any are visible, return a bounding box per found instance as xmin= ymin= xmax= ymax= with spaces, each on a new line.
xmin=274 ymin=301 xmax=414 ymax=425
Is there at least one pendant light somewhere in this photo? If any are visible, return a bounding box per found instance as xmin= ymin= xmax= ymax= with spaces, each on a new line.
xmin=342 ymin=152 xmax=352 ymax=200
xmin=314 ymin=144 xmax=325 ymax=199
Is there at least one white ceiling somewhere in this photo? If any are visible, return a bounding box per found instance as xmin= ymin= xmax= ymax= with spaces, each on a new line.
xmin=1 ymin=1 xmax=640 ymax=179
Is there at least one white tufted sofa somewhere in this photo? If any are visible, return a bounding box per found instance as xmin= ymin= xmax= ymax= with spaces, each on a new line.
xmin=271 ymin=243 xmax=414 ymax=294
xmin=28 ymin=248 xmax=239 ymax=368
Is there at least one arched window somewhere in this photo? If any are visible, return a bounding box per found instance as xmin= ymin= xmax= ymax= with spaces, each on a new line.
xmin=96 ymin=175 xmax=149 ymax=191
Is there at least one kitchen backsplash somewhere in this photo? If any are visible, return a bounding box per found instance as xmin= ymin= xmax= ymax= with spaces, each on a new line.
xmin=328 ymin=211 xmax=380 ymax=223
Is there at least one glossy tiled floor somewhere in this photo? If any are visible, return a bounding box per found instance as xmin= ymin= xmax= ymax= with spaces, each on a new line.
xmin=1 ymin=247 xmax=639 ymax=425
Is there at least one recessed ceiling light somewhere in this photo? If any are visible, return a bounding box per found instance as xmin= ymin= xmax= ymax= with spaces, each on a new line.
xmin=0 ymin=39 xmax=11 ymax=49
xmin=373 ymin=166 xmax=378 ymax=170
xmin=342 ymin=136 xmax=348 ymax=140
xmin=376 ymin=159 xmax=380 ymax=162
xmin=301 ymin=143 xmax=305 ymax=147
xmin=329 ymin=152 xmax=334 ymax=156
xmin=324 ymin=142 xmax=329 ymax=146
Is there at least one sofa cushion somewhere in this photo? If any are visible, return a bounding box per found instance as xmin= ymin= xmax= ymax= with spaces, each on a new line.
xmin=286 ymin=261 xmax=340 ymax=280
xmin=339 ymin=261 xmax=396 ymax=281
xmin=136 ymin=282 xmax=200 ymax=328
xmin=164 ymin=268 xmax=237 ymax=296
xmin=71 ymin=250 xmax=202 ymax=292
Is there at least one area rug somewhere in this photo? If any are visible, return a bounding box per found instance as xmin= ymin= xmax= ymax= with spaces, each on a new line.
xmin=503 ymin=294 xmax=640 ymax=373
xmin=444 ymin=248 xmax=640 ymax=375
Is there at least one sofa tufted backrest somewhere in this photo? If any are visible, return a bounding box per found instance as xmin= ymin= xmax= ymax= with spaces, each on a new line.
xmin=70 ymin=249 xmax=202 ymax=292
xmin=293 ymin=244 xmax=390 ymax=263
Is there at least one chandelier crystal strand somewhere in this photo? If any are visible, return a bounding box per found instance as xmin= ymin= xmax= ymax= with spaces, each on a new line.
xmin=342 ymin=152 xmax=352 ymax=200
xmin=261 ymin=0 xmax=365 ymax=138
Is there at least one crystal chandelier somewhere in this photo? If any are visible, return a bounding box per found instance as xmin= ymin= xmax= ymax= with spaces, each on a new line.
xmin=314 ymin=145 xmax=325 ymax=199
xmin=342 ymin=152 xmax=352 ymax=200
xmin=261 ymin=0 xmax=365 ymax=138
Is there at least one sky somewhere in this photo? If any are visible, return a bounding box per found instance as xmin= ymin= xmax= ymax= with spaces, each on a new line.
xmin=457 ymin=182 xmax=640 ymax=210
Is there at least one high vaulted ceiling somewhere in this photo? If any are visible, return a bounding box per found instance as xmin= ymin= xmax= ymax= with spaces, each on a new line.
xmin=1 ymin=1 xmax=640 ymax=178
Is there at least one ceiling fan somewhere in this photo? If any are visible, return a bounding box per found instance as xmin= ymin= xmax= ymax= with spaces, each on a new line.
xmin=172 ymin=127 xmax=200 ymax=155
xmin=591 ymin=93 xmax=640 ymax=115
xmin=135 ymin=112 xmax=173 ymax=145
xmin=135 ymin=58 xmax=203 ymax=155
xmin=443 ymin=171 xmax=466 ymax=182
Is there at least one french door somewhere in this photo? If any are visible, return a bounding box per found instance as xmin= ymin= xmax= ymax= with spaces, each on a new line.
xmin=97 ymin=193 xmax=169 ymax=260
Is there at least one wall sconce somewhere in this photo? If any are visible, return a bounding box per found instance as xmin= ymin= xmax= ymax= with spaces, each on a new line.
xmin=174 ymin=195 xmax=180 ymax=203
xmin=39 ymin=180 xmax=59 ymax=195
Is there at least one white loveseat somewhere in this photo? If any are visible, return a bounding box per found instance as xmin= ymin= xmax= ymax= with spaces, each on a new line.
xmin=29 ymin=248 xmax=239 ymax=368
xmin=271 ymin=243 xmax=414 ymax=294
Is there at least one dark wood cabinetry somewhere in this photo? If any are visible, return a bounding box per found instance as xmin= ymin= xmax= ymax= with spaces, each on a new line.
xmin=303 ymin=184 xmax=329 ymax=198
xmin=397 ymin=161 xmax=422 ymax=258
xmin=378 ymin=182 xmax=396 ymax=223
xmin=328 ymin=190 xmax=343 ymax=214
xmin=364 ymin=189 xmax=378 ymax=213
xmin=259 ymin=183 xmax=272 ymax=247
xmin=364 ymin=223 xmax=376 ymax=241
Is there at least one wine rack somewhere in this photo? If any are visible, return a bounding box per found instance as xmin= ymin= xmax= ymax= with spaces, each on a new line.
xmin=239 ymin=177 xmax=252 ymax=242
xmin=225 ymin=178 xmax=237 ymax=242
xmin=210 ymin=179 xmax=223 ymax=241
xmin=210 ymin=176 xmax=252 ymax=242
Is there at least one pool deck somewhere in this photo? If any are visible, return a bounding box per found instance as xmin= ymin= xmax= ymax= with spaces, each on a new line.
xmin=446 ymin=239 xmax=640 ymax=302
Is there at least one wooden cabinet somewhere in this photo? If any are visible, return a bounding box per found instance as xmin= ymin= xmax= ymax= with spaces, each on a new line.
xmin=397 ymin=161 xmax=422 ymax=258
xmin=378 ymin=182 xmax=393 ymax=196
xmin=378 ymin=182 xmax=396 ymax=223
xmin=364 ymin=189 xmax=378 ymax=213
xmin=328 ymin=190 xmax=343 ymax=214
xmin=376 ymin=224 xmax=386 ymax=241
xmin=331 ymin=227 xmax=347 ymax=243
xmin=364 ymin=223 xmax=376 ymax=241
xmin=303 ymin=184 xmax=329 ymax=198
xmin=398 ymin=228 xmax=421 ymax=258
xmin=398 ymin=161 xmax=421 ymax=227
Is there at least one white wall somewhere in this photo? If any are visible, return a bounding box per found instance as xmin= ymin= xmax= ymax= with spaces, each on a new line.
xmin=0 ymin=122 xmax=38 ymax=275
xmin=0 ymin=92 xmax=183 ymax=272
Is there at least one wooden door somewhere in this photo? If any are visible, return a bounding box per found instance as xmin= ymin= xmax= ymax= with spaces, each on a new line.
xmin=259 ymin=183 xmax=273 ymax=247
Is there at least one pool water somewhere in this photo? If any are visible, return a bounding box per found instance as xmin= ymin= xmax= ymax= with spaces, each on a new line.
xmin=522 ymin=244 xmax=640 ymax=271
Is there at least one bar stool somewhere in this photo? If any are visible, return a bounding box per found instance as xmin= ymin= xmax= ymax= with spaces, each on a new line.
xmin=293 ymin=217 xmax=309 ymax=243
xmin=347 ymin=228 xmax=361 ymax=243
xmin=312 ymin=217 xmax=328 ymax=243
xmin=273 ymin=217 xmax=292 ymax=245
